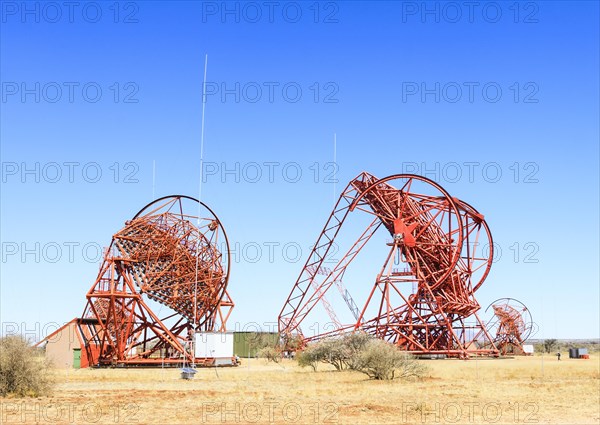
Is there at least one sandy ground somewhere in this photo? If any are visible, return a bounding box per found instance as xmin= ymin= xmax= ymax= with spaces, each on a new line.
xmin=1 ymin=355 xmax=598 ymax=424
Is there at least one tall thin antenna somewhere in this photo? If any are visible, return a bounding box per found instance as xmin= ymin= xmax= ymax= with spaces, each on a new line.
xmin=193 ymin=54 xmax=209 ymax=364
xmin=333 ymin=133 xmax=337 ymax=205
xmin=198 ymin=54 xmax=208 ymax=205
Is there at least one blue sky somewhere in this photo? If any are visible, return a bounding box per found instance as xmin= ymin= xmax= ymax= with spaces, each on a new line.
xmin=1 ymin=1 xmax=598 ymax=340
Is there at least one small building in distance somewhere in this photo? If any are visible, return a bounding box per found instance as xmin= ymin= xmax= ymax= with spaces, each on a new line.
xmin=36 ymin=318 xmax=100 ymax=369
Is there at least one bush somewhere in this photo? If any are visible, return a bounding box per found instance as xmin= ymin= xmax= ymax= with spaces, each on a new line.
xmin=0 ymin=336 xmax=54 ymax=397
xmin=296 ymin=332 xmax=427 ymax=380
xmin=296 ymin=333 xmax=370 ymax=372
xmin=355 ymin=339 xmax=426 ymax=380
xmin=341 ymin=332 xmax=371 ymax=370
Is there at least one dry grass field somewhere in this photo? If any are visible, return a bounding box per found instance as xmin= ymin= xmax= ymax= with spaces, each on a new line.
xmin=1 ymin=355 xmax=598 ymax=424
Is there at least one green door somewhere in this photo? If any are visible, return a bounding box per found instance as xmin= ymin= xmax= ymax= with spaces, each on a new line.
xmin=73 ymin=349 xmax=81 ymax=369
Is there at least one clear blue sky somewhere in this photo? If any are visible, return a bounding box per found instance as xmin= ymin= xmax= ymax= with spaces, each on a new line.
xmin=1 ymin=1 xmax=598 ymax=340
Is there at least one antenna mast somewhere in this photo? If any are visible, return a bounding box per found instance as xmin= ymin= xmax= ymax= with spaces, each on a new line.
xmin=193 ymin=54 xmax=209 ymax=366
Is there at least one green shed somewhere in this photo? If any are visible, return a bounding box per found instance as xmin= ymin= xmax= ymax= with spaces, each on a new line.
xmin=233 ymin=332 xmax=279 ymax=358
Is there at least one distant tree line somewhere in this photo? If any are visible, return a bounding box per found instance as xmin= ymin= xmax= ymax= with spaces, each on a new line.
xmin=534 ymin=338 xmax=599 ymax=354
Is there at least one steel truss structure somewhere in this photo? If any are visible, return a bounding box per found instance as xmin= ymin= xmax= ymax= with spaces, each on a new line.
xmin=279 ymin=172 xmax=500 ymax=358
xmin=81 ymin=195 xmax=233 ymax=366
xmin=485 ymin=298 xmax=535 ymax=355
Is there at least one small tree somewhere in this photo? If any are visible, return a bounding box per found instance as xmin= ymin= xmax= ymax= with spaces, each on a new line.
xmin=320 ymin=338 xmax=348 ymax=371
xmin=0 ymin=336 xmax=54 ymax=397
xmin=543 ymin=339 xmax=558 ymax=354
xmin=296 ymin=343 xmax=323 ymax=371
